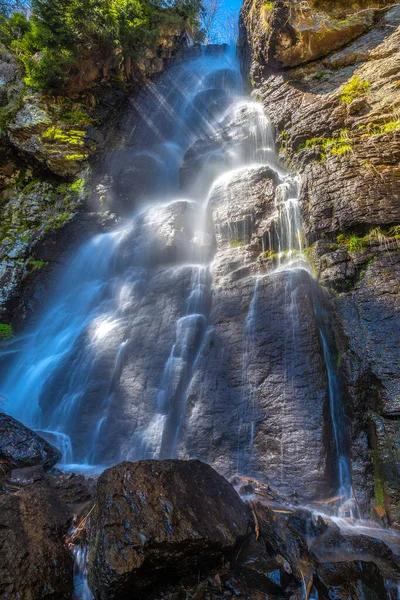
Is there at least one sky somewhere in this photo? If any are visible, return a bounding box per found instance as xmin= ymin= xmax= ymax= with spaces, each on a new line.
xmin=207 ymin=0 xmax=242 ymax=43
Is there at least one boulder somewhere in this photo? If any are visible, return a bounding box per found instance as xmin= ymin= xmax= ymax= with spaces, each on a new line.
xmin=87 ymin=459 xmax=251 ymax=599
xmin=252 ymin=502 xmax=314 ymax=581
xmin=0 ymin=412 xmax=61 ymax=472
xmin=0 ymin=482 xmax=73 ymax=600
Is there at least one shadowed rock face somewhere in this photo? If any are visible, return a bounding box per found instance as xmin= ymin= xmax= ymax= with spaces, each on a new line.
xmin=0 ymin=412 xmax=61 ymax=471
xmin=239 ymin=0 xmax=400 ymax=522
xmin=180 ymin=264 xmax=332 ymax=499
xmin=0 ymin=483 xmax=73 ymax=600
xmin=87 ymin=460 xmax=251 ymax=600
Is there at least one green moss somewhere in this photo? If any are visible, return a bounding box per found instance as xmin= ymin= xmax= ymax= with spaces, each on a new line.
xmin=264 ymin=1 xmax=274 ymax=8
xmin=42 ymin=126 xmax=86 ymax=146
xmin=65 ymin=153 xmax=88 ymax=161
xmin=337 ymin=233 xmax=366 ymax=252
xmin=359 ymin=120 xmax=400 ymax=136
xmin=330 ymin=143 xmax=352 ymax=156
xmin=0 ymin=323 xmax=13 ymax=341
xmin=230 ymin=239 xmax=245 ymax=248
xmin=26 ymin=257 xmax=47 ymax=271
xmin=298 ymin=131 xmax=352 ymax=159
xmin=336 ymin=225 xmax=400 ymax=254
xmin=340 ymin=75 xmax=370 ymax=105
xmin=59 ymin=104 xmax=93 ymax=126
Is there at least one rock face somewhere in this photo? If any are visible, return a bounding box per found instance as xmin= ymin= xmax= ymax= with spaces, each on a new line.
xmin=239 ymin=0 xmax=400 ymax=522
xmin=0 ymin=412 xmax=61 ymax=471
xmin=87 ymin=460 xmax=251 ymax=599
xmin=82 ymin=460 xmax=399 ymax=600
xmin=0 ymin=483 xmax=73 ymax=600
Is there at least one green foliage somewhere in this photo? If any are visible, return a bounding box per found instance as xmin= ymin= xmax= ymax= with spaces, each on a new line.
xmin=230 ymin=239 xmax=244 ymax=248
xmin=0 ymin=11 xmax=30 ymax=47
xmin=336 ymin=225 xmax=400 ymax=254
xmin=0 ymin=323 xmax=13 ymax=341
xmin=297 ymin=131 xmax=352 ymax=159
xmin=340 ymin=75 xmax=370 ymax=105
xmin=330 ymin=143 xmax=352 ymax=156
xmin=1 ymin=0 xmax=202 ymax=91
xmin=359 ymin=120 xmax=400 ymax=136
xmin=24 ymin=49 xmax=73 ymax=90
xmin=27 ymin=256 xmax=47 ymax=270
xmin=337 ymin=233 xmax=366 ymax=252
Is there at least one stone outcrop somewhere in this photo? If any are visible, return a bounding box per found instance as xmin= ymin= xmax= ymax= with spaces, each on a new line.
xmin=0 ymin=412 xmax=61 ymax=471
xmin=81 ymin=460 xmax=399 ymax=599
xmin=239 ymin=0 xmax=400 ymax=521
xmin=87 ymin=460 xmax=251 ymax=599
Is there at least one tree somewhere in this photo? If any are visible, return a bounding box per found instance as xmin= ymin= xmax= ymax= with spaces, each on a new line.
xmin=200 ymin=0 xmax=221 ymax=42
xmin=199 ymin=0 xmax=237 ymax=44
xmin=1 ymin=0 xmax=204 ymax=91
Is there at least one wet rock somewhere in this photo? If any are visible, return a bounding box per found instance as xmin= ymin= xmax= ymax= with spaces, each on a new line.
xmin=180 ymin=101 xmax=278 ymax=199
xmin=180 ymin=264 xmax=332 ymax=500
xmin=39 ymin=261 xmax=211 ymax=465
xmin=208 ymin=165 xmax=278 ymax=248
xmin=239 ymin=0 xmax=400 ymax=520
xmin=8 ymin=465 xmax=45 ymax=485
xmin=252 ymin=502 xmax=314 ymax=581
xmin=311 ymin=525 xmax=400 ymax=580
xmin=87 ymin=459 xmax=251 ymax=599
xmin=0 ymin=412 xmax=61 ymax=472
xmin=234 ymin=535 xmax=289 ymax=596
xmin=118 ymin=199 xmax=214 ymax=266
xmin=316 ymin=560 xmax=390 ymax=600
xmin=0 ymin=482 xmax=73 ymax=599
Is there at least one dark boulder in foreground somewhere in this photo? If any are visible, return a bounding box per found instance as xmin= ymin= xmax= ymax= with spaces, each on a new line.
xmin=0 ymin=482 xmax=73 ymax=600
xmin=0 ymin=412 xmax=61 ymax=471
xmin=87 ymin=459 xmax=251 ymax=599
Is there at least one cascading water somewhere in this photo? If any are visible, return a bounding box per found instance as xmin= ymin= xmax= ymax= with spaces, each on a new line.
xmin=0 ymin=42 xmax=359 ymax=593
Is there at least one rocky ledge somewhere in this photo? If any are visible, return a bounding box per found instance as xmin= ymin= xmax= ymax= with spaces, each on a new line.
xmin=0 ymin=418 xmax=399 ymax=599
xmin=239 ymin=0 xmax=400 ymax=524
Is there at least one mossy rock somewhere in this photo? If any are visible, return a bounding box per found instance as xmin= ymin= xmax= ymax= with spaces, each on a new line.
xmin=7 ymin=96 xmax=95 ymax=177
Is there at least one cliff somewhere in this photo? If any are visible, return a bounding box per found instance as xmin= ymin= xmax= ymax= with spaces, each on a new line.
xmin=239 ymin=0 xmax=400 ymax=523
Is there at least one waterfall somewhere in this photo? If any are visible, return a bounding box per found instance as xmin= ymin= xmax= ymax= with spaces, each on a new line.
xmin=0 ymin=42 xmax=354 ymax=518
